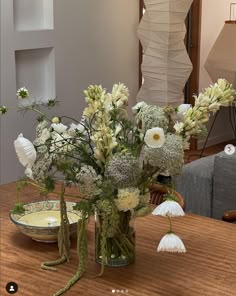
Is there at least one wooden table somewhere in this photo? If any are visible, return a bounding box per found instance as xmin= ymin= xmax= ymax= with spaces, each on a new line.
xmin=1 ymin=182 xmax=236 ymax=296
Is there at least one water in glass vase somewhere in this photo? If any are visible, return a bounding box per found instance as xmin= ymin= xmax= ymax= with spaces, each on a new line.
xmin=95 ymin=210 xmax=135 ymax=267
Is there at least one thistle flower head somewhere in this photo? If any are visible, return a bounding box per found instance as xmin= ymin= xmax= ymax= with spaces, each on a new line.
xmin=16 ymin=87 xmax=29 ymax=99
xmin=0 ymin=105 xmax=7 ymax=115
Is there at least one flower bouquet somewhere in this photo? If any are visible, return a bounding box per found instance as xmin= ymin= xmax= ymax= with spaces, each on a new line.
xmin=1 ymin=79 xmax=235 ymax=296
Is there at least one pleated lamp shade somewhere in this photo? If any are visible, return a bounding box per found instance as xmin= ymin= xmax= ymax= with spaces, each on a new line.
xmin=137 ymin=0 xmax=193 ymax=106
xmin=205 ymin=21 xmax=236 ymax=87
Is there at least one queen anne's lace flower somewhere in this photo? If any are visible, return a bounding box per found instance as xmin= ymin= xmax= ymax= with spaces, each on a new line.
xmin=31 ymin=152 xmax=53 ymax=183
xmin=157 ymin=233 xmax=186 ymax=253
xmin=144 ymin=134 xmax=184 ymax=176
xmin=14 ymin=134 xmax=36 ymax=168
xmin=76 ymin=166 xmax=102 ymax=197
xmin=105 ymin=153 xmax=141 ymax=188
xmin=136 ymin=104 xmax=170 ymax=133
xmin=152 ymin=200 xmax=185 ymax=217
xmin=115 ymin=188 xmax=140 ymax=212
xmin=144 ymin=127 xmax=165 ymax=148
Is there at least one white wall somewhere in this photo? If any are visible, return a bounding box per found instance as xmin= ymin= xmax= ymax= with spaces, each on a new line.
xmin=0 ymin=0 xmax=139 ymax=184
xmin=199 ymin=0 xmax=234 ymax=147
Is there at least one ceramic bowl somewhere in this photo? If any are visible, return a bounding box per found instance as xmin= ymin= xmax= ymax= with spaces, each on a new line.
xmin=10 ymin=200 xmax=81 ymax=243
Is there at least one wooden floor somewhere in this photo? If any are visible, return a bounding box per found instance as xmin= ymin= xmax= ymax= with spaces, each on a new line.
xmin=185 ymin=139 xmax=236 ymax=163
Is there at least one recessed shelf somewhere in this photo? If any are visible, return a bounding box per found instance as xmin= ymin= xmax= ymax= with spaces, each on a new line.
xmin=13 ymin=0 xmax=54 ymax=31
xmin=15 ymin=48 xmax=55 ymax=104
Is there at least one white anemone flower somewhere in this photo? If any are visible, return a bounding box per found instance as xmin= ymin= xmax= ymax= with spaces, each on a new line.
xmin=14 ymin=134 xmax=36 ymax=168
xmin=157 ymin=233 xmax=186 ymax=253
xmin=51 ymin=123 xmax=67 ymax=134
xmin=152 ymin=200 xmax=185 ymax=217
xmin=144 ymin=127 xmax=165 ymax=148
xmin=132 ymin=101 xmax=147 ymax=114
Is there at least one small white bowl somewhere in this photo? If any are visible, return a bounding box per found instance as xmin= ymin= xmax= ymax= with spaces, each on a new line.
xmin=10 ymin=200 xmax=81 ymax=243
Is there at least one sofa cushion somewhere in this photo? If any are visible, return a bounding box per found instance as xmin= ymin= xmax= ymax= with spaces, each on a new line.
xmin=212 ymin=151 xmax=236 ymax=219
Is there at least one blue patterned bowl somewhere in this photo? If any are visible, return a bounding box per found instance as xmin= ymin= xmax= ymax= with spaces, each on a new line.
xmin=10 ymin=200 xmax=81 ymax=242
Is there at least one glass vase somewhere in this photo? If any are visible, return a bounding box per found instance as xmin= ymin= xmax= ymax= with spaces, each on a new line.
xmin=95 ymin=210 xmax=135 ymax=267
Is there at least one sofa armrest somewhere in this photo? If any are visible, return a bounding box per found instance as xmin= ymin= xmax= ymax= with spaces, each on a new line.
xmin=212 ymin=151 xmax=236 ymax=219
xmin=175 ymin=154 xmax=216 ymax=217
xmin=222 ymin=210 xmax=236 ymax=222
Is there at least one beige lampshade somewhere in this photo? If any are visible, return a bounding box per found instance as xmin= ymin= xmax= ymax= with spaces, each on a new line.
xmin=137 ymin=0 xmax=193 ymax=106
xmin=205 ymin=22 xmax=236 ymax=87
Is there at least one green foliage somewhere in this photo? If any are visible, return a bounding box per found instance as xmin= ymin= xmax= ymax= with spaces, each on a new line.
xmin=12 ymin=202 xmax=25 ymax=214
xmin=0 ymin=105 xmax=7 ymax=115
xmin=17 ymin=178 xmax=29 ymax=192
xmin=46 ymin=99 xmax=59 ymax=108
xmin=163 ymin=192 xmax=179 ymax=203
xmin=44 ymin=176 xmax=55 ymax=192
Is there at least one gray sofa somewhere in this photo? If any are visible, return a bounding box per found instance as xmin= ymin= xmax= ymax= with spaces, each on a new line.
xmin=175 ymin=150 xmax=236 ymax=219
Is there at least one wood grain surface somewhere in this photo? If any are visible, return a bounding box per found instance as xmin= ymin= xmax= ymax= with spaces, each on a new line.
xmin=0 ymin=182 xmax=236 ymax=296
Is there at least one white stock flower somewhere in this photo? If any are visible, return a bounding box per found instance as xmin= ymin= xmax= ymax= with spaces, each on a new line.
xmin=111 ymin=83 xmax=129 ymax=108
xmin=157 ymin=233 xmax=186 ymax=253
xmin=174 ymin=122 xmax=184 ymax=134
xmin=132 ymin=101 xmax=147 ymax=114
xmin=144 ymin=127 xmax=165 ymax=148
xmin=51 ymin=123 xmax=67 ymax=134
xmin=152 ymin=200 xmax=185 ymax=217
xmin=115 ymin=124 xmax=122 ymax=136
xmin=14 ymin=134 xmax=36 ymax=168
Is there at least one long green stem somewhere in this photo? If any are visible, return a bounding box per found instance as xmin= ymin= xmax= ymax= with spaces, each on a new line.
xmin=54 ymin=216 xmax=88 ymax=296
xmin=41 ymin=183 xmax=71 ymax=271
xmin=168 ymin=215 xmax=173 ymax=233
